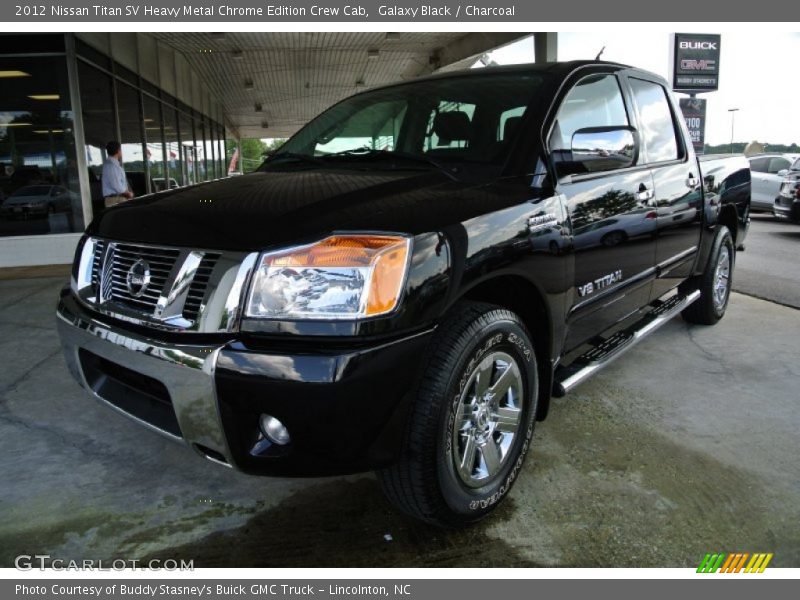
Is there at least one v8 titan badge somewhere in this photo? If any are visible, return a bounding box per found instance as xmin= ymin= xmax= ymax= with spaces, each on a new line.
xmin=578 ymin=270 xmax=623 ymax=297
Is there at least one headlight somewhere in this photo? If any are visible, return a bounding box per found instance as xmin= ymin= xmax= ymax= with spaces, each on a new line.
xmin=245 ymin=234 xmax=411 ymax=320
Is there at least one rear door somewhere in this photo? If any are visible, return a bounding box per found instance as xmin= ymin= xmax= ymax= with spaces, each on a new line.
xmin=551 ymin=72 xmax=658 ymax=350
xmin=763 ymin=156 xmax=793 ymax=204
xmin=748 ymin=156 xmax=772 ymax=209
xmin=623 ymin=76 xmax=703 ymax=299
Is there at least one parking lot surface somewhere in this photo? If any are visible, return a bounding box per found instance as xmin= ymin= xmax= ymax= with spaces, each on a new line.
xmin=0 ymin=270 xmax=798 ymax=567
xmin=734 ymin=214 xmax=800 ymax=308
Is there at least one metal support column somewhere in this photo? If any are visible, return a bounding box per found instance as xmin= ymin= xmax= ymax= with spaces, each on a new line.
xmin=534 ymin=32 xmax=558 ymax=63
xmin=64 ymin=33 xmax=94 ymax=228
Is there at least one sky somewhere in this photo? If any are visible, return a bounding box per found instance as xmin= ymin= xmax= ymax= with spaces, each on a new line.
xmin=484 ymin=32 xmax=800 ymax=146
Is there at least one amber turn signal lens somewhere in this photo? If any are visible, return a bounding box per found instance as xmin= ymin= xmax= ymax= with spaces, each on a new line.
xmin=259 ymin=235 xmax=411 ymax=317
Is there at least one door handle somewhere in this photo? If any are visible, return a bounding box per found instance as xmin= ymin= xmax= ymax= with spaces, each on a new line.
xmin=686 ymin=174 xmax=700 ymax=189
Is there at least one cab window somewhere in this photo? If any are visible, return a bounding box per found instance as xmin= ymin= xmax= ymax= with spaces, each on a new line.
xmin=628 ymin=78 xmax=680 ymax=163
xmin=766 ymin=157 xmax=791 ymax=174
xmin=748 ymin=157 xmax=769 ymax=173
xmin=550 ymin=73 xmax=629 ymax=151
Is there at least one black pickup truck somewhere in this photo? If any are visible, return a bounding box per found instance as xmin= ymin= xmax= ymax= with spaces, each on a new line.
xmin=57 ymin=61 xmax=750 ymax=527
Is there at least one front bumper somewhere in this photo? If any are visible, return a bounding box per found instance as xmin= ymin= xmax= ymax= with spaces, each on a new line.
xmin=56 ymin=290 xmax=432 ymax=476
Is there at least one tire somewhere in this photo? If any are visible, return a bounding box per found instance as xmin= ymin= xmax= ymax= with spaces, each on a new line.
xmin=378 ymin=301 xmax=538 ymax=527
xmin=681 ymin=226 xmax=734 ymax=325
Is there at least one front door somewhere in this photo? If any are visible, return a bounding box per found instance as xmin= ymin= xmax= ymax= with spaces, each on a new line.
xmin=550 ymin=72 xmax=658 ymax=351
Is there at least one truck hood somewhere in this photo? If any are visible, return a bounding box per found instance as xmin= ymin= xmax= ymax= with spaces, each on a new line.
xmin=89 ymin=168 xmax=530 ymax=251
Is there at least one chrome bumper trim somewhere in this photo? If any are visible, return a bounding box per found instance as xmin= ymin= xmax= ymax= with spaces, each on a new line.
xmin=56 ymin=296 xmax=236 ymax=469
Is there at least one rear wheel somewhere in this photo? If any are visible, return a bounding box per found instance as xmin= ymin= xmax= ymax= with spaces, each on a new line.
xmin=378 ymin=301 xmax=538 ymax=527
xmin=681 ymin=226 xmax=734 ymax=325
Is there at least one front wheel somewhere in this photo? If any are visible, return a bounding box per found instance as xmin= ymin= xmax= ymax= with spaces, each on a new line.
xmin=378 ymin=301 xmax=538 ymax=527
xmin=681 ymin=226 xmax=734 ymax=325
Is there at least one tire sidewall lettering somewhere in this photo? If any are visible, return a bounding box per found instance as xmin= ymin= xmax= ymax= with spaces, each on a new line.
xmin=441 ymin=321 xmax=537 ymax=515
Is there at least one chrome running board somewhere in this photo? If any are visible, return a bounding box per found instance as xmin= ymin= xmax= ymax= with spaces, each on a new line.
xmin=553 ymin=290 xmax=701 ymax=397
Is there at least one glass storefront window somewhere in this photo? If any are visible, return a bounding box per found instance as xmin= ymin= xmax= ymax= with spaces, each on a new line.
xmin=77 ymin=60 xmax=116 ymax=218
xmin=0 ymin=55 xmax=83 ymax=236
xmin=142 ymin=94 xmax=166 ymax=191
xmin=164 ymin=106 xmax=183 ymax=188
xmin=179 ymin=111 xmax=196 ymax=186
xmin=116 ymin=82 xmax=147 ymax=197
xmin=196 ymin=117 xmax=207 ymax=182
xmin=2 ymin=36 xmax=231 ymax=246
xmin=217 ymin=124 xmax=225 ymax=177
xmin=208 ymin=120 xmax=217 ymax=180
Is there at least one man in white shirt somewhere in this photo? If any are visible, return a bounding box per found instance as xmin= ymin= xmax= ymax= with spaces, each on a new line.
xmin=101 ymin=141 xmax=133 ymax=207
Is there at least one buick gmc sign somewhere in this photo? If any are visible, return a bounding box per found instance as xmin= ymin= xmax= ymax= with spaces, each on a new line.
xmin=670 ymin=33 xmax=721 ymax=92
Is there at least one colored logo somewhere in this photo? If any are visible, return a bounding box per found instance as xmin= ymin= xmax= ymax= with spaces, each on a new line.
xmin=697 ymin=552 xmax=773 ymax=573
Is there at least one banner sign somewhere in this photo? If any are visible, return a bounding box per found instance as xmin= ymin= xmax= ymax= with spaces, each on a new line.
xmin=679 ymin=97 xmax=707 ymax=154
xmin=2 ymin=579 xmax=794 ymax=600
xmin=2 ymin=2 xmax=799 ymax=22
xmin=670 ymin=33 xmax=721 ymax=92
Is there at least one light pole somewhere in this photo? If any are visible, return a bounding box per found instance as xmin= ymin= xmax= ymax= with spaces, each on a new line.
xmin=728 ymin=108 xmax=740 ymax=154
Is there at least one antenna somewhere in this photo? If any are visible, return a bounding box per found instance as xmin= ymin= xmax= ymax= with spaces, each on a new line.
xmin=595 ymin=46 xmax=605 ymax=60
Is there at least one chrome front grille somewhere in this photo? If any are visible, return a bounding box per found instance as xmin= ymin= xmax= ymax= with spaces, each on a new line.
xmin=108 ymin=244 xmax=180 ymax=312
xmin=182 ymin=253 xmax=220 ymax=321
xmin=90 ymin=240 xmax=105 ymax=290
xmin=74 ymin=237 xmax=256 ymax=334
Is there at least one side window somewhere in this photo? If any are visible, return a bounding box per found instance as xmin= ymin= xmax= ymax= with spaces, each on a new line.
xmin=550 ymin=74 xmax=629 ymax=151
xmin=629 ymin=78 xmax=680 ymax=163
xmin=425 ymin=101 xmax=476 ymax=150
xmin=767 ymin=157 xmax=790 ymax=174
xmin=749 ymin=157 xmax=769 ymax=173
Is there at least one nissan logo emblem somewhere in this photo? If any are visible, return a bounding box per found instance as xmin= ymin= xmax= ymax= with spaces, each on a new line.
xmin=126 ymin=259 xmax=151 ymax=298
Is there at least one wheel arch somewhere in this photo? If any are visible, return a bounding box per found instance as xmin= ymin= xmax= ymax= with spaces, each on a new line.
xmin=718 ymin=202 xmax=741 ymax=245
xmin=455 ymin=274 xmax=554 ymax=421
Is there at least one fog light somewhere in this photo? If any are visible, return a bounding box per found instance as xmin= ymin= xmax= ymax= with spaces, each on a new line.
xmin=259 ymin=414 xmax=290 ymax=445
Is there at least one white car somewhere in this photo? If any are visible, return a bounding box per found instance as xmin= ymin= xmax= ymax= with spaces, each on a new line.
xmin=748 ymin=153 xmax=800 ymax=212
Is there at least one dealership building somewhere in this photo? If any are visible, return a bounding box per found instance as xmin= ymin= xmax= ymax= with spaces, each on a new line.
xmin=0 ymin=32 xmax=545 ymax=267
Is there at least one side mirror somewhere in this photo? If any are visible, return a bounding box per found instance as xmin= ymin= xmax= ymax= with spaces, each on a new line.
xmin=777 ymin=169 xmax=789 ymax=177
xmin=568 ymin=126 xmax=639 ymax=174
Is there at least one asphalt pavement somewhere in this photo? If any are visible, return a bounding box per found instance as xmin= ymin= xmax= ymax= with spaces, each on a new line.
xmin=734 ymin=214 xmax=800 ymax=308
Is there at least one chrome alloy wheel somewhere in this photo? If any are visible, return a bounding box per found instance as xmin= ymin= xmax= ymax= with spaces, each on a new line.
xmin=452 ymin=351 xmax=524 ymax=488
xmin=713 ymin=246 xmax=731 ymax=310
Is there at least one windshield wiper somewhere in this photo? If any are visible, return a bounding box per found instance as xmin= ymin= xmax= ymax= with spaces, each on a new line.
xmin=320 ymin=147 xmax=459 ymax=179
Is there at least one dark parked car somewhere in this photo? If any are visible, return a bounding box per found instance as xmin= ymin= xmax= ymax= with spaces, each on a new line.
xmin=1 ymin=184 xmax=76 ymax=219
xmin=57 ymin=61 xmax=750 ymax=526
xmin=774 ymin=157 xmax=800 ymax=222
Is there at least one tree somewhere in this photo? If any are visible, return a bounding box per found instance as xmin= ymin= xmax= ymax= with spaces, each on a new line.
xmin=225 ymin=138 xmax=288 ymax=173
xmin=225 ymin=138 xmax=267 ymax=173
xmin=263 ymin=138 xmax=287 ymax=155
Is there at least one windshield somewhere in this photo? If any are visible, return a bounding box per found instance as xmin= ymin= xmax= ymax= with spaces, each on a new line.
xmin=792 ymin=158 xmax=800 ymax=171
xmin=264 ymin=71 xmax=546 ymax=174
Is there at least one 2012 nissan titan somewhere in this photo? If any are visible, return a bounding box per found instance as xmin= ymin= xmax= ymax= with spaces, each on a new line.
xmin=57 ymin=61 xmax=751 ymax=526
